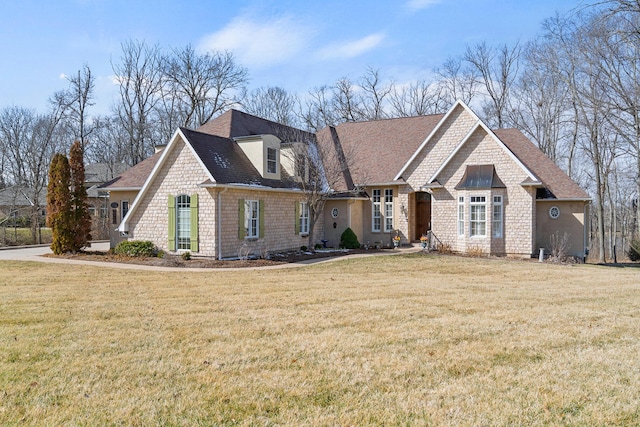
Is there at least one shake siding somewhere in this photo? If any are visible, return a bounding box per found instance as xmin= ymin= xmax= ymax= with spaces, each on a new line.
xmin=218 ymin=188 xmax=315 ymax=259
xmin=127 ymin=138 xmax=216 ymax=256
xmin=432 ymin=129 xmax=534 ymax=256
xmin=403 ymin=105 xmax=478 ymax=189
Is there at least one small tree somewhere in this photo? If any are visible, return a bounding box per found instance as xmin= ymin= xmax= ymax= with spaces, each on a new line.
xmin=46 ymin=153 xmax=73 ymax=254
xmin=69 ymin=140 xmax=92 ymax=251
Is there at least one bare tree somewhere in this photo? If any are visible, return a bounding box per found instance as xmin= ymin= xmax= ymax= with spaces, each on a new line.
xmin=56 ymin=64 xmax=95 ymax=149
xmin=333 ymin=77 xmax=365 ymax=122
xmin=242 ymin=86 xmax=300 ymax=126
xmin=434 ymin=56 xmax=479 ymax=108
xmin=464 ymin=41 xmax=521 ymax=128
xmin=162 ymin=45 xmax=248 ymax=129
xmin=389 ymin=79 xmax=447 ymax=117
xmin=112 ymin=40 xmax=164 ymax=166
xmin=300 ymin=85 xmax=339 ymax=132
xmin=359 ymin=68 xmax=392 ymax=120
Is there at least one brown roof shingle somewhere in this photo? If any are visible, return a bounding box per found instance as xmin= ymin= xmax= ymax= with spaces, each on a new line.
xmin=317 ymin=114 xmax=445 ymax=190
xmin=100 ymin=152 xmax=162 ymax=190
xmin=494 ymin=128 xmax=590 ymax=200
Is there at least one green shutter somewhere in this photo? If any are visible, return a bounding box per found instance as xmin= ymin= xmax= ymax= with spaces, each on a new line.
xmin=259 ymin=200 xmax=265 ymax=238
xmin=168 ymin=195 xmax=176 ymax=251
xmin=295 ymin=201 xmax=300 ymax=235
xmin=190 ymin=193 xmax=198 ymax=252
xmin=238 ymin=199 xmax=245 ymax=239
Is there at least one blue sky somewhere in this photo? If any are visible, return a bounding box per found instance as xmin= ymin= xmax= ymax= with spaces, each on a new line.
xmin=1 ymin=0 xmax=586 ymax=115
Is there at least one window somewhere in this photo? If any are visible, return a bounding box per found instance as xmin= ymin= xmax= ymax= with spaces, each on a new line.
xmin=470 ymin=196 xmax=486 ymax=237
xmin=176 ymin=195 xmax=191 ymax=250
xmin=458 ymin=196 xmax=465 ymax=236
xmin=299 ymin=202 xmax=309 ymax=235
xmin=384 ymin=189 xmax=393 ymax=232
xmin=493 ymin=195 xmax=503 ymax=238
xmin=267 ymin=147 xmax=277 ymax=174
xmin=245 ymin=200 xmax=259 ymax=238
xmin=121 ymin=200 xmax=129 ymax=220
xmin=372 ymin=189 xmax=382 ymax=232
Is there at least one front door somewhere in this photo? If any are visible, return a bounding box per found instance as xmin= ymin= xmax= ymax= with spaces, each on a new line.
xmin=414 ymin=192 xmax=431 ymax=239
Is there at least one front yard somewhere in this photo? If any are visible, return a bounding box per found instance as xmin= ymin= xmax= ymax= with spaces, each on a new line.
xmin=0 ymin=254 xmax=638 ymax=425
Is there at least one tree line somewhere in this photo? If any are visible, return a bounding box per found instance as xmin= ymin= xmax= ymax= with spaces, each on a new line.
xmin=1 ymin=0 xmax=638 ymax=261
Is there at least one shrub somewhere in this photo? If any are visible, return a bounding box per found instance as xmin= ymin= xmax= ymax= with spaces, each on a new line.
xmin=181 ymin=251 xmax=191 ymax=261
xmin=629 ymin=239 xmax=640 ymax=261
xmin=114 ymin=240 xmax=156 ymax=257
xmin=340 ymin=227 xmax=360 ymax=249
xmin=314 ymin=243 xmax=323 ymax=250
xmin=300 ymin=245 xmax=308 ymax=252
xmin=467 ymin=245 xmax=485 ymax=257
xmin=549 ymin=231 xmax=570 ymax=263
xmin=438 ymin=242 xmax=453 ymax=254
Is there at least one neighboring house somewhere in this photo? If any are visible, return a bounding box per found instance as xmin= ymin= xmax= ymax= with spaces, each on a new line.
xmin=318 ymin=100 xmax=591 ymax=258
xmin=0 ymin=186 xmax=46 ymax=226
xmin=103 ymin=101 xmax=590 ymax=260
xmin=84 ymin=163 xmax=129 ymax=226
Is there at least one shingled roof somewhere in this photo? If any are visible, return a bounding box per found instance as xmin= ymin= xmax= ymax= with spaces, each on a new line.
xmin=100 ymin=152 xmax=162 ymax=190
xmin=197 ymin=109 xmax=315 ymax=143
xmin=494 ymin=128 xmax=590 ymax=200
xmin=317 ymin=114 xmax=445 ymax=190
xmin=180 ymin=127 xmax=299 ymax=189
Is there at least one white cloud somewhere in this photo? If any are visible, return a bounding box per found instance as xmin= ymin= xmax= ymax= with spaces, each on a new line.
xmin=316 ymin=33 xmax=386 ymax=61
xmin=197 ymin=15 xmax=313 ymax=68
xmin=406 ymin=0 xmax=441 ymax=11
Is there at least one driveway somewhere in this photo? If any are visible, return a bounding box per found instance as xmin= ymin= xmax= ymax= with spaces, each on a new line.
xmin=0 ymin=241 xmax=421 ymax=271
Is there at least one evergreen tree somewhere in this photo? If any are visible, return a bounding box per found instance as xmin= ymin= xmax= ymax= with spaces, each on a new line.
xmin=46 ymin=153 xmax=73 ymax=254
xmin=69 ymin=140 xmax=92 ymax=251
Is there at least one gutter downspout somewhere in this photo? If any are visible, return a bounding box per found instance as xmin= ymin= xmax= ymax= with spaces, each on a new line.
xmin=217 ymin=187 xmax=228 ymax=260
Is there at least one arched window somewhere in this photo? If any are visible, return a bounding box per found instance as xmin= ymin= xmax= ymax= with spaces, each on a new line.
xmin=176 ymin=194 xmax=191 ymax=250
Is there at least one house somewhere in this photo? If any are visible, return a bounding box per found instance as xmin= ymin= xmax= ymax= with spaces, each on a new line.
xmin=0 ymin=185 xmax=46 ymax=226
xmin=103 ymin=101 xmax=590 ymax=260
xmin=102 ymin=110 xmax=318 ymax=259
xmin=318 ymin=100 xmax=590 ymax=258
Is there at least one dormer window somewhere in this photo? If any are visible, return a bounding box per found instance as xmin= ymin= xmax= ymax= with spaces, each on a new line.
xmin=267 ymin=147 xmax=278 ymax=174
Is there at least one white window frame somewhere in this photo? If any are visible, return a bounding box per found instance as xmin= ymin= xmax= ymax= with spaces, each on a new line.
xmin=384 ymin=189 xmax=394 ymax=232
xmin=492 ymin=195 xmax=503 ymax=238
xmin=267 ymin=147 xmax=277 ymax=174
xmin=176 ymin=194 xmax=191 ymax=250
xmin=299 ymin=201 xmax=309 ymax=235
xmin=121 ymin=200 xmax=129 ymax=221
xmin=245 ymin=199 xmax=259 ymax=238
xmin=372 ymin=189 xmax=382 ymax=232
xmin=458 ymin=196 xmax=465 ymax=236
xmin=470 ymin=195 xmax=487 ymax=237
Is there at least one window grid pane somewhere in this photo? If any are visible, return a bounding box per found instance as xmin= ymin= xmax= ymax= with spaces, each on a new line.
xmin=384 ymin=189 xmax=393 ymax=232
xmin=458 ymin=196 xmax=464 ymax=236
xmin=267 ymin=148 xmax=277 ymax=174
xmin=300 ymin=202 xmax=309 ymax=234
xmin=245 ymin=200 xmax=259 ymax=238
xmin=470 ymin=196 xmax=486 ymax=237
xmin=372 ymin=189 xmax=381 ymax=232
xmin=493 ymin=195 xmax=502 ymax=238
xmin=177 ymin=195 xmax=191 ymax=250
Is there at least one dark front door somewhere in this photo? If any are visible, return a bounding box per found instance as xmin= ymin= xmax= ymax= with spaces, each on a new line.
xmin=415 ymin=192 xmax=431 ymax=239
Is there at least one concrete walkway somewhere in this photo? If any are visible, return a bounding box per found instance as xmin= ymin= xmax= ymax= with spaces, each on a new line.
xmin=0 ymin=242 xmax=423 ymax=272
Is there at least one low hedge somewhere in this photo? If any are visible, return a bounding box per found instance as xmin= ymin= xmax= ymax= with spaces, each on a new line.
xmin=114 ymin=240 xmax=157 ymax=257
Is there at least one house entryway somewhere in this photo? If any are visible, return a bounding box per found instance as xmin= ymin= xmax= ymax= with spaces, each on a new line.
xmin=414 ymin=192 xmax=431 ymax=240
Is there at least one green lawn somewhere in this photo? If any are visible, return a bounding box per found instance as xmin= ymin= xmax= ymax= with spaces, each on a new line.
xmin=1 ymin=254 xmax=639 ymax=426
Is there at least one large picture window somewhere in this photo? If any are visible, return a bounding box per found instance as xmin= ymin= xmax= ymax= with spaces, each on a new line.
xmin=470 ymin=196 xmax=486 ymax=237
xmin=493 ymin=195 xmax=503 ymax=238
xmin=245 ymin=199 xmax=259 ymax=238
xmin=176 ymin=195 xmax=191 ymax=250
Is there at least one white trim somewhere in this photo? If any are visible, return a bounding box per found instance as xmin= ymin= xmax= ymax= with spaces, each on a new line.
xmin=117 ymin=128 xmax=216 ymax=232
xmin=198 ymin=182 xmax=304 ymax=194
xmin=427 ymin=121 xmax=539 ymax=185
xmin=394 ymin=100 xmax=468 ymax=181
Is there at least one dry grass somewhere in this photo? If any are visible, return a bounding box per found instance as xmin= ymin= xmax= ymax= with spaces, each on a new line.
xmin=1 ymin=253 xmax=639 ymax=426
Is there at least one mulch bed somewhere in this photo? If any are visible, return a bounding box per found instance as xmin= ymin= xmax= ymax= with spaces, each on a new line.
xmin=44 ymin=248 xmax=395 ymax=268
